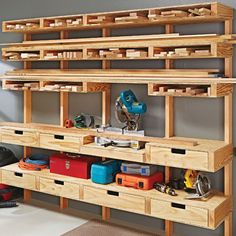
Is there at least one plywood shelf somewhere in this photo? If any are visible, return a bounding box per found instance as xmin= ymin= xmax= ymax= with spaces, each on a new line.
xmin=2 ymin=34 xmax=234 ymax=61
xmin=2 ymin=2 xmax=233 ymax=33
xmin=0 ymin=122 xmax=233 ymax=172
xmin=0 ymin=163 xmax=232 ymax=229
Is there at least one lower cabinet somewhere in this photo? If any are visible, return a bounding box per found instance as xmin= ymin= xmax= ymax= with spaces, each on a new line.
xmin=83 ymin=185 xmax=146 ymax=215
xmin=151 ymin=199 xmax=208 ymax=228
xmin=1 ymin=169 xmax=36 ymax=190
xmin=39 ymin=177 xmax=80 ymax=200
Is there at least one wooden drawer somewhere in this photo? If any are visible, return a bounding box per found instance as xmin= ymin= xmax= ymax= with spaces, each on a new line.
xmin=39 ymin=133 xmax=81 ymax=152
xmin=1 ymin=169 xmax=36 ymax=190
xmin=83 ymin=186 xmax=146 ymax=214
xmin=151 ymin=199 xmax=208 ymax=228
xmin=146 ymin=144 xmax=209 ymax=171
xmin=39 ymin=177 xmax=80 ymax=200
xmin=1 ymin=128 xmax=38 ymax=147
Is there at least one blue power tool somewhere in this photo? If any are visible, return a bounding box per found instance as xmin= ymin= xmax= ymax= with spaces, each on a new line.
xmin=115 ymin=90 xmax=147 ymax=130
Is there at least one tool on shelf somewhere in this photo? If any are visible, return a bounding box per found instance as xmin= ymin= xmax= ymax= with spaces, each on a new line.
xmin=116 ymin=171 xmax=163 ymax=190
xmin=74 ymin=114 xmax=95 ymax=129
xmin=91 ymin=160 xmax=122 ymax=184
xmin=184 ymin=170 xmax=211 ymax=199
xmin=115 ymin=89 xmax=147 ymax=131
xmin=153 ymin=183 xmax=177 ymax=196
xmin=95 ymin=136 xmax=144 ymax=150
xmin=18 ymin=154 xmax=50 ymax=171
xmin=121 ymin=162 xmax=157 ymax=176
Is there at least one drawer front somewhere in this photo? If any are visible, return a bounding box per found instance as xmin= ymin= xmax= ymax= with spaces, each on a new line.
xmin=40 ymin=133 xmax=80 ymax=152
xmin=1 ymin=129 xmax=38 ymax=147
xmin=83 ymin=186 xmax=146 ymax=214
xmin=151 ymin=199 xmax=208 ymax=227
xmin=148 ymin=145 xmax=209 ymax=171
xmin=39 ymin=177 xmax=80 ymax=200
xmin=1 ymin=169 xmax=36 ymax=190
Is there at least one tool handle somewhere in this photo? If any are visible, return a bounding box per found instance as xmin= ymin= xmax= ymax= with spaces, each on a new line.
xmin=0 ymin=201 xmax=18 ymax=208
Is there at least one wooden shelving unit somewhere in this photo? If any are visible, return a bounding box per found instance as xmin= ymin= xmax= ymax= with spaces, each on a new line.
xmin=0 ymin=2 xmax=235 ymax=236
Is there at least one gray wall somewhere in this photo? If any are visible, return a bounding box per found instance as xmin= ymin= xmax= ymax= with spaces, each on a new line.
xmin=0 ymin=0 xmax=235 ymax=235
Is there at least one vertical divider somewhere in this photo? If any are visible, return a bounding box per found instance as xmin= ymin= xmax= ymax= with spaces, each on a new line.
xmin=59 ymin=30 xmax=69 ymax=210
xmin=224 ymin=18 xmax=233 ymax=236
xmin=102 ymin=27 xmax=111 ymax=221
xmin=164 ymin=24 xmax=174 ymax=236
xmin=23 ymin=33 xmax=32 ymax=202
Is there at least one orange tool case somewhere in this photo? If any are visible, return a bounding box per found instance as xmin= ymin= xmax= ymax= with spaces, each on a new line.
xmin=116 ymin=172 xmax=163 ymax=190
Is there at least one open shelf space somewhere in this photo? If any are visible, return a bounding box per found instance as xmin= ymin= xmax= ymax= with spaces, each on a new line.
xmin=2 ymin=34 xmax=234 ymax=61
xmin=0 ymin=122 xmax=232 ymax=172
xmin=2 ymin=2 xmax=233 ymax=33
xmin=0 ymin=162 xmax=232 ymax=229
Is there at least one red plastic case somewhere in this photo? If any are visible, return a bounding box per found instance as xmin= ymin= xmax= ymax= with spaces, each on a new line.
xmin=116 ymin=172 xmax=163 ymax=190
xmin=50 ymin=153 xmax=99 ymax=179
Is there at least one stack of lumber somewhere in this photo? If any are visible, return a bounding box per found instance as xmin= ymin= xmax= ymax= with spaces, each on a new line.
xmin=126 ymin=49 xmax=148 ymax=58
xmin=41 ymin=83 xmax=82 ymax=92
xmin=161 ymin=10 xmax=188 ymax=17
xmin=88 ymin=16 xmax=113 ymax=25
xmin=99 ymin=48 xmax=126 ymax=59
xmin=115 ymin=12 xmax=147 ymax=23
xmin=155 ymin=85 xmax=208 ymax=96
xmin=6 ymin=23 xmax=39 ymax=30
xmin=48 ymin=19 xmax=66 ymax=27
xmin=188 ymin=7 xmax=212 ymax=16
xmin=66 ymin=18 xmax=83 ymax=26
xmin=20 ymin=53 xmax=40 ymax=59
xmin=87 ymin=50 xmax=100 ymax=58
xmin=44 ymin=51 xmax=82 ymax=59
xmin=3 ymin=52 xmax=20 ymax=60
xmin=3 ymin=82 xmax=39 ymax=91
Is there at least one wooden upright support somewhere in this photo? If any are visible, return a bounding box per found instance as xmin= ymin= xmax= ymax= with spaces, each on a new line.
xmin=59 ymin=30 xmax=69 ymax=210
xmin=164 ymin=24 xmax=174 ymax=236
xmin=224 ymin=19 xmax=233 ymax=236
xmin=23 ymin=33 xmax=32 ymax=202
xmin=102 ymin=27 xmax=111 ymax=221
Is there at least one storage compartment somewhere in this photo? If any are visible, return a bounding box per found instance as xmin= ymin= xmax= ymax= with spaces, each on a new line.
xmin=39 ymin=177 xmax=80 ymax=200
xmin=1 ymin=128 xmax=39 ymax=147
xmin=44 ymin=50 xmax=83 ymax=60
xmin=151 ymin=199 xmax=208 ymax=227
xmin=2 ymin=80 xmax=40 ymax=91
xmin=80 ymin=143 xmax=145 ymax=162
xmin=1 ymin=169 xmax=36 ymax=190
xmin=83 ymin=185 xmax=146 ymax=214
xmin=146 ymin=144 xmax=209 ymax=171
xmin=2 ymin=51 xmax=40 ymax=61
xmin=39 ymin=133 xmax=81 ymax=153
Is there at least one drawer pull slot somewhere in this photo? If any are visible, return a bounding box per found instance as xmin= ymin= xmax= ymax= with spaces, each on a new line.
xmin=15 ymin=130 xmax=23 ymax=135
xmin=171 ymin=202 xmax=186 ymax=209
xmin=107 ymin=190 xmax=119 ymax=196
xmin=171 ymin=148 xmax=186 ymax=155
xmin=54 ymin=180 xmax=64 ymax=185
xmin=14 ymin=172 xmax=23 ymax=177
xmin=54 ymin=135 xmax=64 ymax=140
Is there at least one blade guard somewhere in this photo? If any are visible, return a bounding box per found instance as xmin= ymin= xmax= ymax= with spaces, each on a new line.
xmin=119 ymin=90 xmax=147 ymax=114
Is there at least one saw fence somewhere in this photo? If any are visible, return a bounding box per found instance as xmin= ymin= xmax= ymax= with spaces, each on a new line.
xmin=0 ymin=2 xmax=235 ymax=236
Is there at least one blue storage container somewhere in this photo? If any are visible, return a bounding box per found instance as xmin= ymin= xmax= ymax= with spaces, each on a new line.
xmin=91 ymin=160 xmax=122 ymax=184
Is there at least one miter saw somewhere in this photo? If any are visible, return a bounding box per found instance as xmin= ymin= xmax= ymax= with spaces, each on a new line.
xmin=95 ymin=90 xmax=147 ymax=149
xmin=115 ymin=89 xmax=147 ymax=131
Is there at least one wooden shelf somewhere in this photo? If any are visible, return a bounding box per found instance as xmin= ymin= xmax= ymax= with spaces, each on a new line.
xmin=0 ymin=163 xmax=232 ymax=229
xmin=2 ymin=2 xmax=233 ymax=33
xmin=0 ymin=122 xmax=232 ymax=172
xmin=1 ymin=80 xmax=110 ymax=93
xmin=2 ymin=34 xmax=234 ymax=61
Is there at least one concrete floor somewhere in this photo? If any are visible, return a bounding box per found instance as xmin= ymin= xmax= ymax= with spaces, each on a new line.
xmin=0 ymin=202 xmax=89 ymax=236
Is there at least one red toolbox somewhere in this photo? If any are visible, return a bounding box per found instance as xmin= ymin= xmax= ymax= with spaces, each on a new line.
xmin=116 ymin=172 xmax=163 ymax=190
xmin=50 ymin=153 xmax=99 ymax=179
